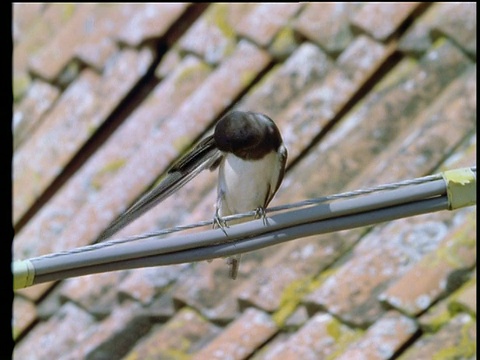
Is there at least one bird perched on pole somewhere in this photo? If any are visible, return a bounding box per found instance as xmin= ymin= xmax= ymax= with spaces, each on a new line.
xmin=98 ymin=110 xmax=287 ymax=279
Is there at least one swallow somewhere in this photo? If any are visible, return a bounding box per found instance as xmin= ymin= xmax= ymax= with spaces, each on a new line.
xmin=98 ymin=110 xmax=287 ymax=279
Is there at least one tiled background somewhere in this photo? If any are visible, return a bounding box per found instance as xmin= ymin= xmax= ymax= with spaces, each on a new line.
xmin=13 ymin=3 xmax=476 ymax=359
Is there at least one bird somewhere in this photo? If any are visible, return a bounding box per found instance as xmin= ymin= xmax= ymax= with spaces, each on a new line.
xmin=98 ymin=110 xmax=287 ymax=279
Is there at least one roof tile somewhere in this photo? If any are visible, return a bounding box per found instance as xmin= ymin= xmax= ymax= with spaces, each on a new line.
xmin=239 ymin=42 xmax=332 ymax=119
xmin=179 ymin=3 xmax=255 ymax=64
xmin=117 ymin=265 xmax=188 ymax=306
xmin=115 ymin=3 xmax=189 ymax=46
xmin=304 ymin=209 xmax=465 ymax=327
xmin=431 ymin=3 xmax=476 ymax=57
xmin=191 ymin=307 xmax=278 ymax=360
xmin=58 ymin=301 xmax=151 ymax=360
xmin=254 ymin=313 xmax=360 ymax=360
xmin=13 ymin=48 xmax=154 ymax=224
xmin=13 ymin=55 xmax=211 ymax=261
xmin=235 ymin=3 xmax=303 ymax=47
xmin=294 ymin=3 xmax=361 ymax=54
xmin=13 ymin=80 xmax=60 ymax=150
xmin=58 ymin=271 xmax=126 ymax=317
xmin=351 ymin=3 xmax=420 ymax=41
xmin=398 ymin=314 xmax=476 ymax=360
xmin=123 ymin=308 xmax=221 ymax=359
xmin=379 ymin=211 xmax=476 ymax=315
xmin=449 ymin=276 xmax=477 ymax=317
xmin=11 ymin=3 xmax=477 ymax=359
xmin=12 ymin=296 xmax=37 ymax=341
xmin=13 ymin=303 xmax=96 ymax=360
xmin=335 ymin=311 xmax=418 ymax=360
xmin=28 ymin=4 xmax=97 ymax=81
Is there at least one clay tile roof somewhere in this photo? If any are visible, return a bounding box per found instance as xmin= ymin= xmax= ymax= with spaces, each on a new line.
xmin=13 ymin=3 xmax=476 ymax=359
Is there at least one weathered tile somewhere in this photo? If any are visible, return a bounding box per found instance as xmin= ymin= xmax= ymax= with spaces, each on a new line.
xmin=13 ymin=80 xmax=60 ymax=149
xmin=294 ymin=3 xmax=361 ymax=54
xmin=191 ymin=308 xmax=278 ymax=360
xmin=335 ymin=311 xmax=418 ymax=360
xmin=117 ymin=265 xmax=188 ymax=306
xmin=12 ymin=3 xmax=45 ymax=44
xmin=58 ymin=271 xmax=127 ymax=317
xmin=13 ymin=4 xmax=81 ymax=74
xmin=179 ymin=3 xmax=254 ymax=64
xmin=27 ymin=4 xmax=97 ymax=81
xmin=379 ymin=211 xmax=476 ymax=315
xmin=304 ymin=209 xmax=464 ymax=327
xmin=417 ymin=268 xmax=476 ymax=333
xmin=238 ymin=42 xmax=332 ymax=118
xmin=236 ymin=3 xmax=303 ymax=47
xmin=398 ymin=314 xmax=476 ymax=360
xmin=237 ymin=230 xmax=359 ymax=314
xmin=276 ymin=39 xmax=472 ymax=204
xmin=13 ymin=55 xmax=212 ymax=264
xmin=123 ymin=308 xmax=221 ymax=360
xmin=431 ymin=2 xmax=476 ymax=57
xmin=449 ymin=276 xmax=477 ymax=317
xmin=115 ymin=3 xmax=189 ymax=46
xmin=13 ymin=69 xmax=102 ymax=222
xmin=349 ymin=63 xmax=476 ymax=188
xmin=254 ymin=313 xmax=360 ymax=360
xmin=13 ymin=48 xmax=154 ymax=225
xmin=171 ymin=259 xmax=242 ymax=323
xmin=351 ymin=3 xmax=420 ymax=41
xmin=277 ymin=35 xmax=389 ymax=161
xmin=12 ymin=296 xmax=37 ymax=340
xmin=13 ymin=303 xmax=96 ymax=360
xmin=57 ymin=301 xmax=151 ymax=360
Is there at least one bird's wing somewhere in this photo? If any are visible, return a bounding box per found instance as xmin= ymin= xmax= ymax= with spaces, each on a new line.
xmin=98 ymin=135 xmax=222 ymax=241
xmin=264 ymin=143 xmax=288 ymax=208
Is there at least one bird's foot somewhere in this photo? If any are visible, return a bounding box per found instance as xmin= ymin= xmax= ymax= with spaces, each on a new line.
xmin=254 ymin=206 xmax=268 ymax=226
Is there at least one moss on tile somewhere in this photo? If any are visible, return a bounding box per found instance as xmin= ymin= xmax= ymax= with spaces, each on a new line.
xmin=269 ymin=26 xmax=299 ymax=60
xmin=13 ymin=72 xmax=32 ymax=103
xmin=174 ymin=61 xmax=212 ymax=87
xmin=431 ymin=318 xmax=476 ymax=360
xmin=90 ymin=159 xmax=127 ymax=190
xmin=272 ymin=276 xmax=314 ymax=327
xmin=324 ymin=318 xmax=363 ymax=360
xmin=206 ymin=4 xmax=236 ymax=41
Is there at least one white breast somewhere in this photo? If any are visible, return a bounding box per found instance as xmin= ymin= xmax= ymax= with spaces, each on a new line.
xmin=217 ymin=150 xmax=283 ymax=217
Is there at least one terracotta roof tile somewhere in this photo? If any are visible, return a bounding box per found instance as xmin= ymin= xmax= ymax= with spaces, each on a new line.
xmin=12 ymin=3 xmax=476 ymax=359
xmin=13 ymin=80 xmax=60 ymax=149
xmin=294 ymin=3 xmax=361 ymax=54
xmin=351 ymin=3 xmax=421 ymax=41
xmin=431 ymin=2 xmax=477 ymax=57
xmin=179 ymin=3 xmax=255 ymax=65
xmin=13 ymin=48 xmax=154 ymax=224
xmin=235 ymin=3 xmax=304 ymax=47
xmin=399 ymin=313 xmax=476 ymax=360
xmin=123 ymin=307 xmax=221 ymax=359
xmin=379 ymin=211 xmax=476 ymax=316
xmin=115 ymin=3 xmax=189 ymax=46
xmin=14 ymin=303 xmax=96 ymax=359
xmin=335 ymin=311 xmax=418 ymax=360
xmin=12 ymin=296 xmax=37 ymax=341
xmin=58 ymin=272 xmax=126 ymax=317
xmin=57 ymin=301 xmax=151 ymax=360
xmin=449 ymin=276 xmax=477 ymax=317
xmin=191 ymin=307 xmax=278 ymax=360
xmin=255 ymin=312 xmax=360 ymax=360
xmin=13 ymin=55 xmax=211 ymax=261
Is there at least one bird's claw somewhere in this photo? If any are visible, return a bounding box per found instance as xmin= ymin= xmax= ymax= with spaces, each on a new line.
xmin=213 ymin=211 xmax=229 ymax=236
xmin=254 ymin=207 xmax=268 ymax=226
